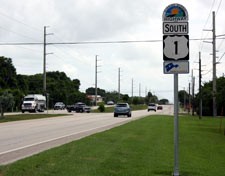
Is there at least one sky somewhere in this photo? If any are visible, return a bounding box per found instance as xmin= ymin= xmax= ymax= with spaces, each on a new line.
xmin=0 ymin=0 xmax=225 ymax=103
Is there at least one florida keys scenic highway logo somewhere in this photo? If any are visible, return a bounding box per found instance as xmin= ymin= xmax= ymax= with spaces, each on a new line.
xmin=163 ymin=4 xmax=188 ymax=22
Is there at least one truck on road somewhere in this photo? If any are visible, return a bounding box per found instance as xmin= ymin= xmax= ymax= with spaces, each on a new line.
xmin=66 ymin=102 xmax=91 ymax=113
xmin=21 ymin=94 xmax=46 ymax=113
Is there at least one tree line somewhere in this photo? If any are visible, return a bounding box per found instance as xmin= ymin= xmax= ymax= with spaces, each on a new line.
xmin=4 ymin=55 xmax=225 ymax=117
xmin=178 ymin=76 xmax=225 ymax=116
xmin=0 ymin=56 xmax=168 ymax=114
xmin=0 ymin=56 xmax=86 ymax=112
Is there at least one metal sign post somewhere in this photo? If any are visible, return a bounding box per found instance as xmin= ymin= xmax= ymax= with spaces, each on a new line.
xmin=174 ymin=73 xmax=179 ymax=176
xmin=162 ymin=4 xmax=189 ymax=176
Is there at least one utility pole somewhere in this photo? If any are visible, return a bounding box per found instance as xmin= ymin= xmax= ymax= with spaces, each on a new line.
xmin=212 ymin=11 xmax=217 ymax=117
xmin=95 ymin=55 xmax=99 ymax=106
xmin=43 ymin=26 xmax=47 ymax=94
xmin=118 ymin=68 xmax=120 ymax=100
xmin=43 ymin=26 xmax=53 ymax=113
xmin=188 ymin=83 xmax=191 ymax=114
xmin=139 ymin=83 xmax=141 ymax=98
xmin=183 ymin=87 xmax=186 ymax=111
xmin=131 ymin=78 xmax=133 ymax=101
xmin=199 ymin=52 xmax=202 ymax=119
xmin=43 ymin=26 xmax=53 ymax=94
xmin=192 ymin=70 xmax=195 ymax=116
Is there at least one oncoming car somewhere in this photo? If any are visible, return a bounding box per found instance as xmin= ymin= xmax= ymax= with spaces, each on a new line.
xmin=114 ymin=103 xmax=131 ymax=117
xmin=148 ymin=103 xmax=157 ymax=112
xmin=157 ymin=105 xmax=163 ymax=110
xmin=54 ymin=102 xmax=65 ymax=110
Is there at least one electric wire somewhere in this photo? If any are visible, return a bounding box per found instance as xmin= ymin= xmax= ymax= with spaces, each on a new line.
xmin=0 ymin=26 xmax=41 ymax=42
xmin=0 ymin=10 xmax=41 ymax=32
xmin=199 ymin=0 xmax=216 ymax=52
xmin=215 ymin=0 xmax=223 ymax=15
xmin=0 ymin=37 xmax=216 ymax=46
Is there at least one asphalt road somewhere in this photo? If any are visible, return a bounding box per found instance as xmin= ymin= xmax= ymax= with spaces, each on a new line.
xmin=0 ymin=105 xmax=173 ymax=165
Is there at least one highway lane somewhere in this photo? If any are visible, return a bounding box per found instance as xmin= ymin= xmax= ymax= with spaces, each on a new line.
xmin=0 ymin=105 xmax=173 ymax=165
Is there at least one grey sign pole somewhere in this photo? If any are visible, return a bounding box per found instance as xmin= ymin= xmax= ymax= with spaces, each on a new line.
xmin=174 ymin=73 xmax=179 ymax=176
xmin=163 ymin=4 xmax=189 ymax=175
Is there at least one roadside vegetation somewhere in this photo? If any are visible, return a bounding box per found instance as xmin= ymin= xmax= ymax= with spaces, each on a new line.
xmin=0 ymin=114 xmax=70 ymax=123
xmin=0 ymin=115 xmax=225 ymax=176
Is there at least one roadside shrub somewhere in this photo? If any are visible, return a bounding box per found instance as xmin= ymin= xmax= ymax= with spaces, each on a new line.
xmin=98 ymin=103 xmax=105 ymax=112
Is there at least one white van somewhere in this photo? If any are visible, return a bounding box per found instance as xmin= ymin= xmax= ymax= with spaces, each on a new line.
xmin=148 ymin=103 xmax=157 ymax=112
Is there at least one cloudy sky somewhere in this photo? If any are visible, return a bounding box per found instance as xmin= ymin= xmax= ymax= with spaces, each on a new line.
xmin=0 ymin=0 xmax=225 ymax=102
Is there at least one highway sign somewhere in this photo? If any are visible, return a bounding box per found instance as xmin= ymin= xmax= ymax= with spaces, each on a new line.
xmin=164 ymin=61 xmax=189 ymax=74
xmin=163 ymin=3 xmax=188 ymax=22
xmin=163 ymin=35 xmax=189 ymax=60
xmin=163 ymin=22 xmax=188 ymax=34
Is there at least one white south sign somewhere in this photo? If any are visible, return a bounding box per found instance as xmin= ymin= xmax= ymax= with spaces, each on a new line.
xmin=163 ymin=35 xmax=189 ymax=60
xmin=163 ymin=22 xmax=188 ymax=34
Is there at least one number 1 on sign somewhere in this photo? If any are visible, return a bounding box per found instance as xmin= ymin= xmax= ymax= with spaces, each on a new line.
xmin=174 ymin=41 xmax=178 ymax=55
xmin=163 ymin=35 xmax=189 ymax=60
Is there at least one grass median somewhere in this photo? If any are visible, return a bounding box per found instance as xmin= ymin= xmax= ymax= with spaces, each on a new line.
xmin=0 ymin=114 xmax=71 ymax=123
xmin=0 ymin=115 xmax=225 ymax=176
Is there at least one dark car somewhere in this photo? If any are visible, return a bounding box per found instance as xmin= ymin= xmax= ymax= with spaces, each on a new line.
xmin=66 ymin=102 xmax=91 ymax=113
xmin=54 ymin=102 xmax=65 ymax=110
xmin=114 ymin=103 xmax=131 ymax=117
xmin=157 ymin=105 xmax=163 ymax=110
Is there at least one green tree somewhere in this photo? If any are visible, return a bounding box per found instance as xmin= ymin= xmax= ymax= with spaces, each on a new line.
xmin=27 ymin=74 xmax=43 ymax=93
xmin=16 ymin=74 xmax=29 ymax=94
xmin=151 ymin=96 xmax=158 ymax=103
xmin=215 ymin=77 xmax=225 ymax=116
xmin=17 ymin=71 xmax=83 ymax=108
xmin=145 ymin=91 xmax=158 ymax=104
xmin=0 ymin=55 xmax=87 ymax=110
xmin=86 ymin=87 xmax=106 ymax=97
xmin=104 ymin=91 xmax=119 ymax=103
xmin=122 ymin=94 xmax=129 ymax=102
xmin=0 ymin=56 xmax=17 ymax=89
xmin=131 ymin=97 xmax=145 ymax=105
xmin=0 ymin=91 xmax=14 ymax=118
xmin=195 ymin=76 xmax=225 ymax=116
xmin=159 ymin=99 xmax=169 ymax=104
xmin=132 ymin=97 xmax=139 ymax=105
xmin=178 ymin=90 xmax=189 ymax=107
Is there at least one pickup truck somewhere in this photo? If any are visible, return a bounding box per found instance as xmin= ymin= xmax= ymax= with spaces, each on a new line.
xmin=66 ymin=102 xmax=91 ymax=113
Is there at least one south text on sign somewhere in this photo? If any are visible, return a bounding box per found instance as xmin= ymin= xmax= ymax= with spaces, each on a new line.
xmin=163 ymin=22 xmax=188 ymax=34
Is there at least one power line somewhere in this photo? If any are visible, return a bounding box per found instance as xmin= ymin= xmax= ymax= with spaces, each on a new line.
xmin=0 ymin=37 xmax=219 ymax=46
xmin=0 ymin=11 xmax=41 ymax=32
xmin=215 ymin=0 xmax=223 ymax=15
xmin=0 ymin=26 xmax=41 ymax=42
xmin=199 ymin=0 xmax=216 ymax=52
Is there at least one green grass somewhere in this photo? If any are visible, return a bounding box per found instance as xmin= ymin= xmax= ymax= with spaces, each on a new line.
xmin=0 ymin=115 xmax=225 ymax=176
xmin=0 ymin=114 xmax=71 ymax=123
xmin=130 ymin=104 xmax=148 ymax=111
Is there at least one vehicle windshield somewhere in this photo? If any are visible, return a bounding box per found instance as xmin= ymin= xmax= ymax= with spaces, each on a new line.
xmin=76 ymin=103 xmax=85 ymax=106
xmin=148 ymin=103 xmax=156 ymax=106
xmin=24 ymin=98 xmax=34 ymax=101
xmin=55 ymin=102 xmax=63 ymax=105
xmin=116 ymin=104 xmax=127 ymax=107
